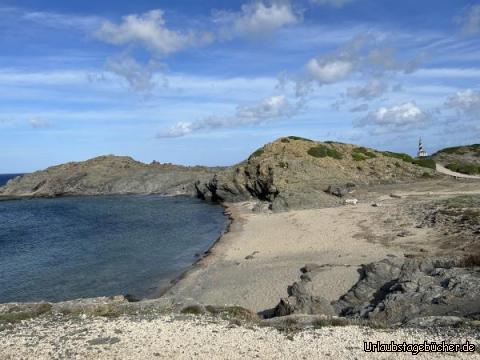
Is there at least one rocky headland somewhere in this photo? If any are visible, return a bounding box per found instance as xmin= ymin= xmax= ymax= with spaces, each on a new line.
xmin=1 ymin=137 xmax=437 ymax=211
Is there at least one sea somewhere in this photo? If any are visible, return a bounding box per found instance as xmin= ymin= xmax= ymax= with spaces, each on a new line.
xmin=0 ymin=188 xmax=228 ymax=303
xmin=0 ymin=173 xmax=22 ymax=187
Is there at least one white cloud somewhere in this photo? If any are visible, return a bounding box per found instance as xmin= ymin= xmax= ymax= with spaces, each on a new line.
xmin=157 ymin=95 xmax=298 ymax=137
xmin=357 ymin=102 xmax=429 ymax=131
xmin=346 ymin=79 xmax=388 ymax=100
xmin=294 ymin=35 xmax=425 ymax=96
xmin=309 ymin=0 xmax=354 ymax=8
xmin=445 ymin=89 xmax=480 ymax=116
xmin=22 ymin=11 xmax=102 ymax=31
xmin=105 ymin=55 xmax=165 ymax=92
xmin=213 ymin=1 xmax=301 ymax=38
xmin=95 ymin=9 xmax=213 ymax=55
xmin=28 ymin=117 xmax=51 ymax=129
xmin=306 ymin=59 xmax=354 ymax=84
xmin=455 ymin=4 xmax=480 ymax=36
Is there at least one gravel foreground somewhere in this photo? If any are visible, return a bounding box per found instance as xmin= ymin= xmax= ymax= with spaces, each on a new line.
xmin=1 ymin=314 xmax=479 ymax=359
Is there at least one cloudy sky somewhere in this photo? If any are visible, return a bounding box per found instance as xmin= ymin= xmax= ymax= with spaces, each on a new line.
xmin=1 ymin=0 xmax=479 ymax=172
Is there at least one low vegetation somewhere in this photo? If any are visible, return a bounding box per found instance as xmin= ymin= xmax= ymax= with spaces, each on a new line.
xmin=446 ymin=162 xmax=480 ymax=175
xmin=382 ymin=151 xmax=436 ymax=170
xmin=412 ymin=158 xmax=436 ymax=170
xmin=249 ymin=147 xmax=265 ymax=159
xmin=307 ymin=145 xmax=343 ymax=160
xmin=351 ymin=147 xmax=377 ymax=161
xmin=438 ymin=144 xmax=480 ymax=156
xmin=382 ymin=151 xmax=414 ymax=163
xmin=287 ymin=136 xmax=314 ymax=142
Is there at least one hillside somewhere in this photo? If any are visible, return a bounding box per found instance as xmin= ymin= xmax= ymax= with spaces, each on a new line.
xmin=195 ymin=137 xmax=435 ymax=211
xmin=1 ymin=137 xmax=436 ymax=210
xmin=432 ymin=144 xmax=480 ymax=175
xmin=0 ymin=155 xmax=220 ymax=198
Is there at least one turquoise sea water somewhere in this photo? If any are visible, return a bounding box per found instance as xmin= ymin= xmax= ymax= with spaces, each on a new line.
xmin=0 ymin=195 xmax=228 ymax=303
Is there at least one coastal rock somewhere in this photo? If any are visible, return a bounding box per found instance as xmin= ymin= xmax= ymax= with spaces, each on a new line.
xmin=325 ymin=183 xmax=356 ymax=198
xmin=273 ymin=281 xmax=335 ymax=317
xmin=334 ymin=257 xmax=480 ymax=325
xmin=274 ymin=256 xmax=480 ymax=325
xmin=0 ymin=155 xmax=221 ymax=198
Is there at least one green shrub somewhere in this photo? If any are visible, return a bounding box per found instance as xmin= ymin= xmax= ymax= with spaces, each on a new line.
xmin=382 ymin=151 xmax=414 ymax=163
xmin=446 ymin=162 xmax=480 ymax=175
xmin=352 ymin=147 xmax=377 ymax=160
xmin=438 ymin=144 xmax=480 ymax=155
xmin=249 ymin=147 xmax=264 ymax=159
xmin=288 ymin=136 xmax=314 ymax=142
xmin=352 ymin=152 xmax=368 ymax=161
xmin=280 ymin=138 xmax=290 ymax=143
xmin=412 ymin=158 xmax=436 ymax=170
xmin=307 ymin=145 xmax=343 ymax=159
xmin=394 ymin=162 xmax=401 ymax=168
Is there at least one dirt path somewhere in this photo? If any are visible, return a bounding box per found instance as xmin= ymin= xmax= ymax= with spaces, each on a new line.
xmin=436 ymin=163 xmax=480 ymax=180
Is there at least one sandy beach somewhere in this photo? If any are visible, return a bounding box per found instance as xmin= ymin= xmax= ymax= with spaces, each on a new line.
xmin=166 ymin=194 xmax=435 ymax=313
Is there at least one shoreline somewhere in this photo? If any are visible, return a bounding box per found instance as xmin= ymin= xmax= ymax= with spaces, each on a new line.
xmin=153 ymin=201 xmax=238 ymax=299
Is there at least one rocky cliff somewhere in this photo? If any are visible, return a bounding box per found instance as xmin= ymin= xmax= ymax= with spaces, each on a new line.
xmin=195 ymin=137 xmax=435 ymax=211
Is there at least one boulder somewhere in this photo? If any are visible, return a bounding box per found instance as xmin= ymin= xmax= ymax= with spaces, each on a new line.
xmin=273 ymin=281 xmax=335 ymax=317
xmin=325 ymin=183 xmax=356 ymax=198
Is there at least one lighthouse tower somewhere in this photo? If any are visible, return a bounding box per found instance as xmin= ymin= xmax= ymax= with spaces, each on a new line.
xmin=417 ymin=138 xmax=428 ymax=158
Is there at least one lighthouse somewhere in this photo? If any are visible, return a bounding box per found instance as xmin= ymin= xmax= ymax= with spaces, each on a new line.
xmin=417 ymin=138 xmax=428 ymax=158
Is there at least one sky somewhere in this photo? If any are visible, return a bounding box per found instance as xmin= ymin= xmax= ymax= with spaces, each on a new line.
xmin=0 ymin=0 xmax=479 ymax=173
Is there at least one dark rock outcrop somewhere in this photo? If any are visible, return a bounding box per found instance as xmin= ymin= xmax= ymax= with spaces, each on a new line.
xmin=274 ymin=257 xmax=480 ymax=326
xmin=273 ymin=281 xmax=335 ymax=317
xmin=325 ymin=183 xmax=356 ymax=198
xmin=335 ymin=257 xmax=480 ymax=325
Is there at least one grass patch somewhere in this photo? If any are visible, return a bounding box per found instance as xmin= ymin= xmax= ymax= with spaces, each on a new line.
xmin=438 ymin=144 xmax=480 ymax=155
xmin=352 ymin=147 xmax=377 ymax=161
xmin=412 ymin=158 xmax=436 ymax=170
xmin=446 ymin=162 xmax=480 ymax=175
xmin=308 ymin=145 xmax=343 ymax=159
xmin=0 ymin=303 xmax=52 ymax=324
xmin=181 ymin=305 xmax=205 ymax=315
xmin=352 ymin=152 xmax=368 ymax=161
xmin=249 ymin=147 xmax=265 ymax=159
xmin=205 ymin=305 xmax=259 ymax=323
xmin=382 ymin=151 xmax=414 ymax=163
xmin=287 ymin=136 xmax=314 ymax=142
xmin=383 ymin=151 xmax=436 ymax=170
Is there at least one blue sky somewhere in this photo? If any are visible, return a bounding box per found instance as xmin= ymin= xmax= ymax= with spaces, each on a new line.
xmin=0 ymin=0 xmax=479 ymax=172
